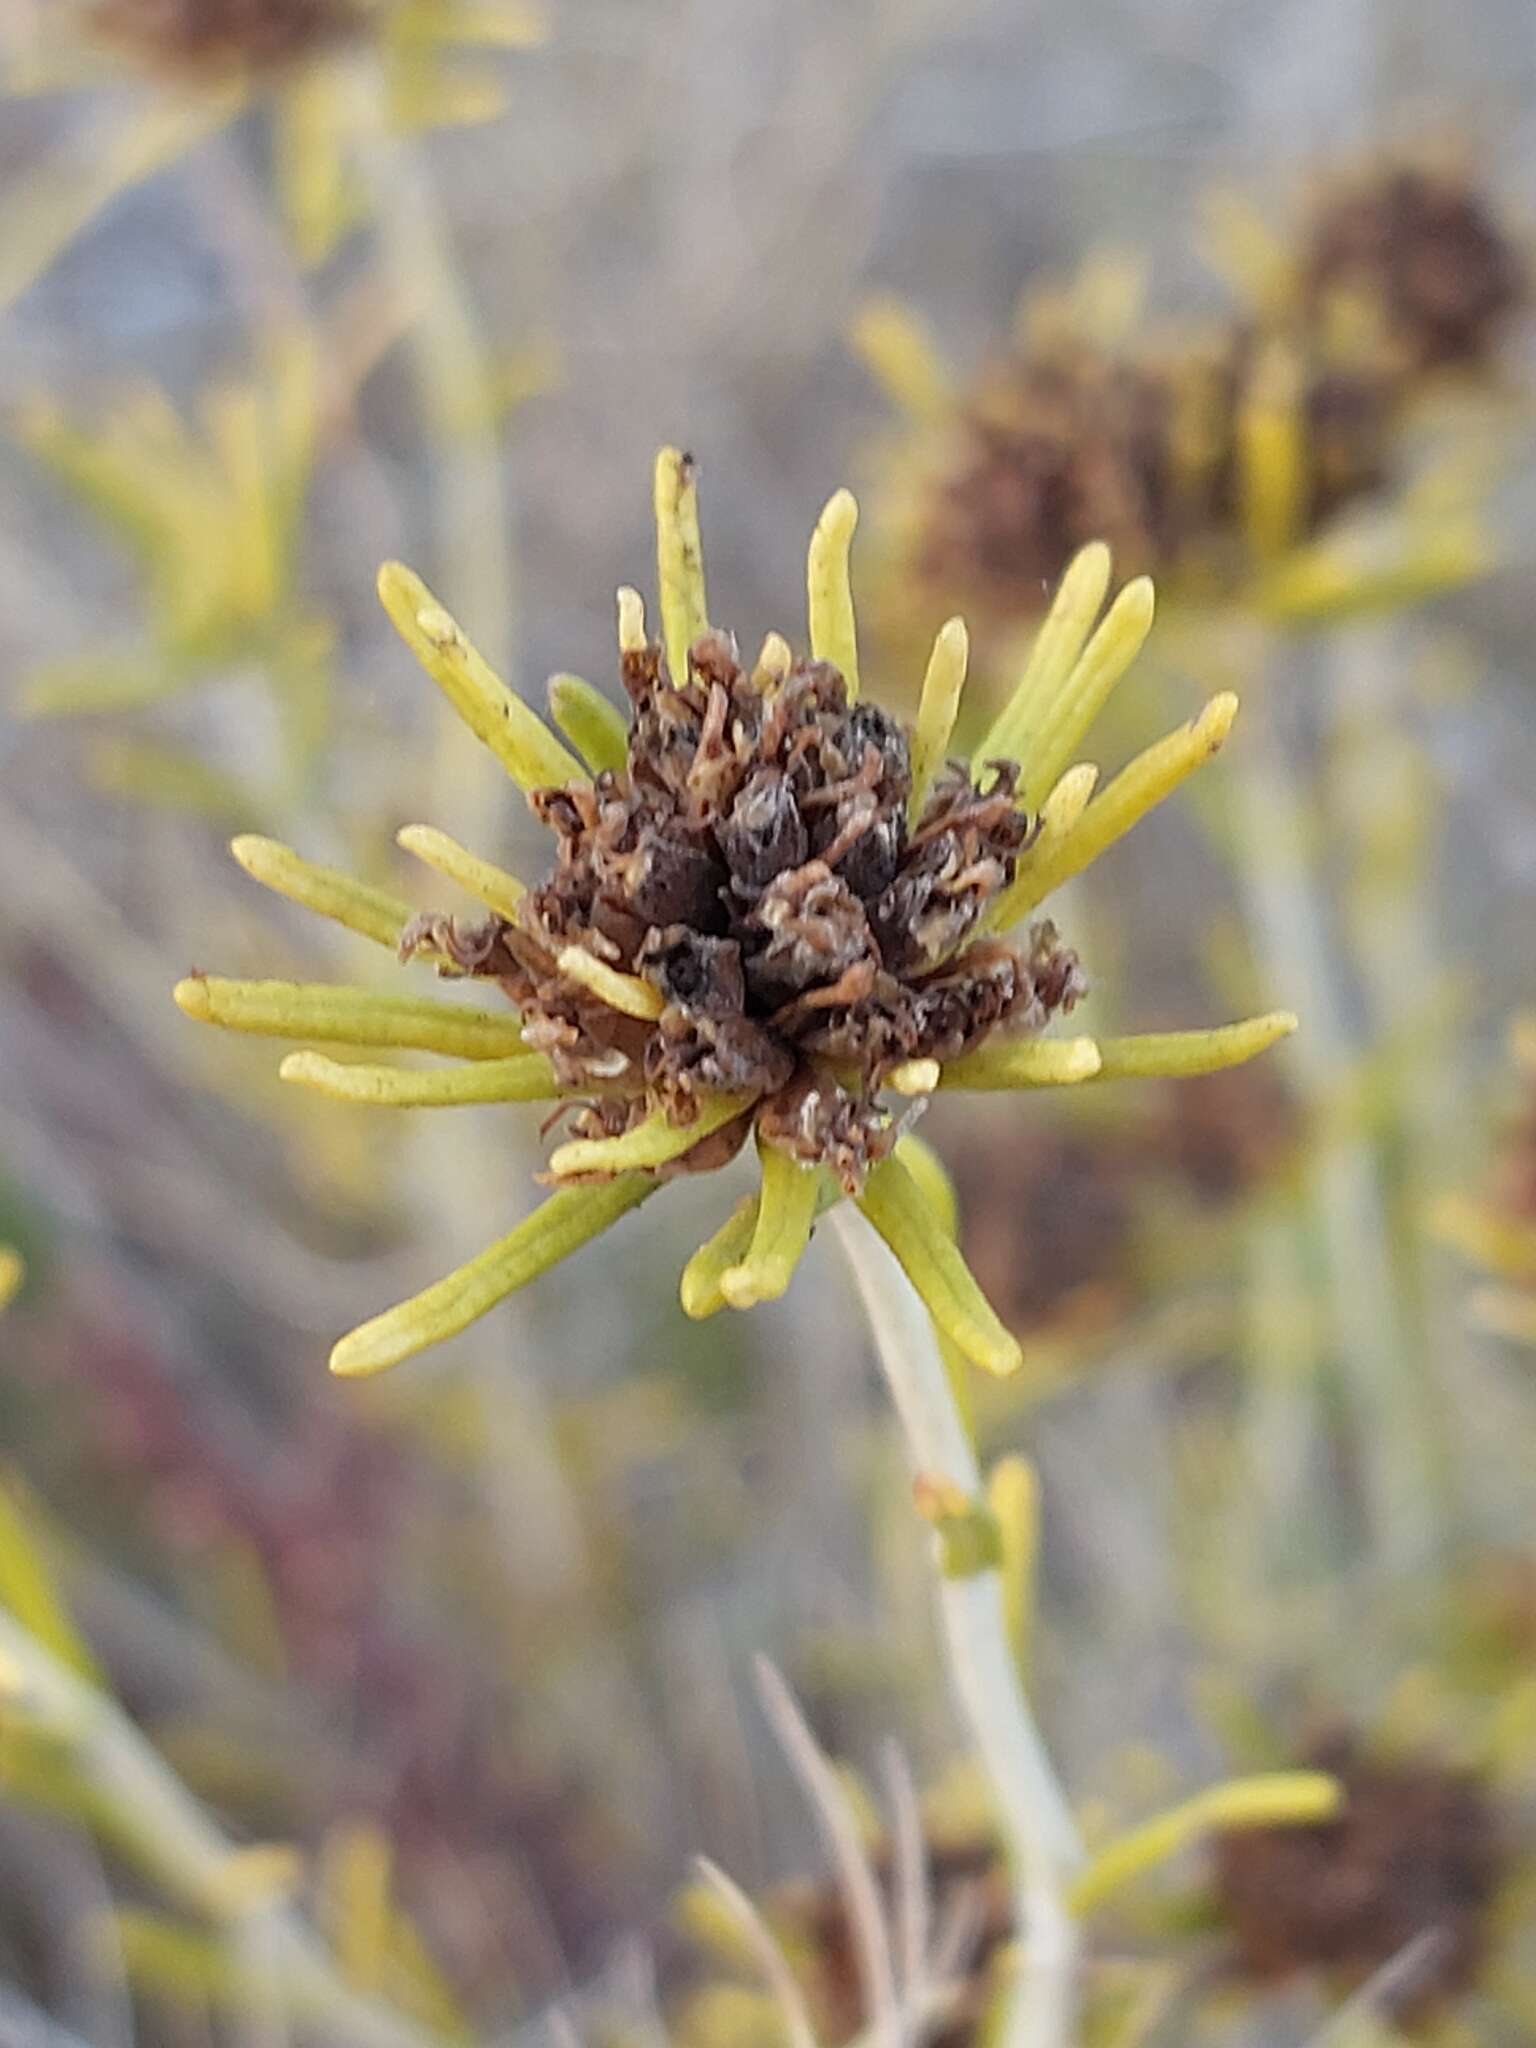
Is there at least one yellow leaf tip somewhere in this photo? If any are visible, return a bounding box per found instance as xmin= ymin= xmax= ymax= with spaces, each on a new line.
xmin=328 ymin=1331 xmax=385 ymax=1378
xmin=983 ymin=1332 xmax=1025 ymax=1378
xmin=1068 ymin=1037 xmax=1104 ymax=1080
xmin=679 ymin=1274 xmax=714 ymax=1320
xmin=888 ymin=1057 xmax=941 ymax=1095
xmin=172 ymin=975 xmax=211 ymax=1020
xmin=1199 ymin=691 xmax=1241 ymax=743
xmin=1071 ymin=539 xmax=1112 ymax=579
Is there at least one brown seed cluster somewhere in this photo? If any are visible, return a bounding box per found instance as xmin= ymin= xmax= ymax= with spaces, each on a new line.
xmin=916 ymin=329 xmax=1398 ymax=622
xmin=1301 ymin=164 xmax=1526 ymax=375
xmin=916 ymin=344 xmax=1181 ymax=609
xmin=910 ymin=165 xmax=1521 ymax=628
xmin=89 ymin=0 xmax=361 ymax=77
xmin=410 ymin=632 xmax=1083 ymax=1190
xmin=1214 ymin=1735 xmax=1506 ymax=2024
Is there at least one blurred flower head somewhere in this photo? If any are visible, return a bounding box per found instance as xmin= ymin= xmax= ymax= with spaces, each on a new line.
xmin=174 ymin=448 xmax=1293 ymax=1378
xmin=87 ymin=0 xmax=362 ymax=79
xmin=1298 ymin=157 xmax=1526 ymax=377
xmin=3 ymin=0 xmax=545 ymax=275
xmin=855 ymin=155 xmax=1524 ymax=694
xmin=1214 ymin=1730 xmax=1507 ymax=2027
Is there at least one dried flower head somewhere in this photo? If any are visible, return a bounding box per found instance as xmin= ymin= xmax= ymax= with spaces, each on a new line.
xmin=858 ymin=159 xmax=1521 ymax=679
xmin=1300 ymin=160 xmax=1526 ymax=376
xmin=672 ymin=1740 xmax=1346 ymax=2048
xmin=1214 ymin=1733 xmax=1506 ymax=2024
xmin=911 ymin=324 xmax=1417 ymax=625
xmin=22 ymin=0 xmax=545 ymax=273
xmin=174 ymin=450 xmax=1293 ymax=1377
xmin=88 ymin=0 xmax=362 ymax=77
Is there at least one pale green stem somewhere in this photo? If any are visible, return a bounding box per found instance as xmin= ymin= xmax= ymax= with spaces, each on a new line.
xmin=1223 ymin=630 xmax=1442 ymax=1572
xmin=829 ymin=1207 xmax=1082 ymax=2048
xmin=1236 ymin=1197 xmax=1329 ymax=1595
xmin=0 ymin=1612 xmax=454 ymax=2048
xmin=1325 ymin=621 xmax=1458 ymax=1518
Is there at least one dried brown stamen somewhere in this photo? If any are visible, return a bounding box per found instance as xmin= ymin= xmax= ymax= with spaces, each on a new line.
xmin=418 ymin=632 xmax=1081 ymax=1188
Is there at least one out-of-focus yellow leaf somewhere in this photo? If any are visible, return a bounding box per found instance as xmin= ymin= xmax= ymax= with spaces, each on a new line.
xmin=0 ymin=1481 xmax=102 ymax=1687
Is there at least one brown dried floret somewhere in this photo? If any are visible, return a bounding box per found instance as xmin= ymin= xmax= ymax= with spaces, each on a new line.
xmin=1301 ymin=164 xmax=1526 ymax=375
xmin=422 ymin=631 xmax=1077 ymax=1191
xmin=918 ymin=345 xmax=1182 ymax=614
xmin=90 ymin=0 xmax=360 ymax=76
xmin=916 ymin=327 xmax=1406 ymax=626
xmin=1213 ymin=1734 xmax=1506 ymax=2025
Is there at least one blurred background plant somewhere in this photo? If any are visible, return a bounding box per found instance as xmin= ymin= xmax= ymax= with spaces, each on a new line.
xmin=3 ymin=0 xmax=1536 ymax=2042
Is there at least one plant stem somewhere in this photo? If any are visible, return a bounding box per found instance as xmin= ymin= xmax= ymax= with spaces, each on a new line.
xmin=829 ymin=1206 xmax=1081 ymax=2048
xmin=0 ymin=1611 xmax=455 ymax=2048
xmin=1221 ymin=627 xmax=1443 ymax=1573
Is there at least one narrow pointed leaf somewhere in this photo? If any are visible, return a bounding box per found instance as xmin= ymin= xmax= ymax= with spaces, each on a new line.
xmin=547 ymin=673 xmax=630 ymax=776
xmin=548 ymin=1092 xmax=754 ymax=1178
xmin=681 ymin=1196 xmax=761 ymax=1319
xmin=907 ymin=618 xmax=968 ymax=824
xmin=938 ymin=1036 xmax=1102 ymax=1091
xmin=981 ymin=763 xmax=1099 ymax=934
xmin=330 ymin=1177 xmax=655 ymax=1376
xmin=1023 ymin=575 xmax=1156 ymax=810
xmin=231 ymin=836 xmax=410 ymax=948
xmin=556 ymin=946 xmax=665 ymax=1020
xmin=654 ymin=448 xmax=708 ymax=686
xmin=850 ymin=298 xmax=951 ymax=421
xmin=174 ymin=977 xmax=528 ymax=1059
xmin=1067 ymin=1772 xmax=1341 ymax=1919
xmin=973 ymin=541 xmax=1110 ymax=772
xmin=279 ymin=1050 xmax=558 ymax=1105
xmin=857 ymin=1153 xmax=1021 ymax=1376
xmin=396 ymin=824 xmax=525 ymax=919
xmin=807 ymin=488 xmax=860 ymax=697
xmin=720 ymin=1144 xmax=825 ymax=1307
xmin=993 ymin=696 xmax=1237 ymax=928
xmin=1090 ymin=1010 xmax=1297 ymax=1081
xmin=988 ymin=1456 xmax=1039 ymax=1679
xmin=376 ymin=561 xmax=582 ymax=791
